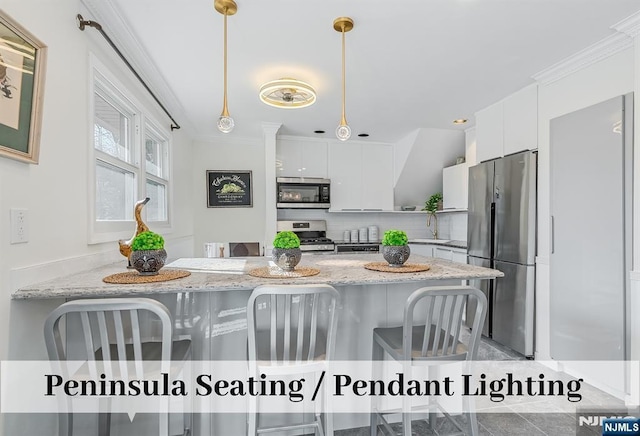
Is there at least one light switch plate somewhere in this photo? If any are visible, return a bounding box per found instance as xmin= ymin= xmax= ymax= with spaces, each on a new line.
xmin=10 ymin=208 xmax=28 ymax=244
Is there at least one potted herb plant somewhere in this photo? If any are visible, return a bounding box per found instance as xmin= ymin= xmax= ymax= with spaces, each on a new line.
xmin=272 ymin=231 xmax=302 ymax=272
xmin=381 ymin=229 xmax=410 ymax=267
xmin=422 ymin=192 xmax=443 ymax=239
xmin=129 ymin=231 xmax=167 ymax=276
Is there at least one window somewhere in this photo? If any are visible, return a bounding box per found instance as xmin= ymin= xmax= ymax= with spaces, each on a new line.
xmin=144 ymin=125 xmax=169 ymax=222
xmin=89 ymin=56 xmax=171 ymax=243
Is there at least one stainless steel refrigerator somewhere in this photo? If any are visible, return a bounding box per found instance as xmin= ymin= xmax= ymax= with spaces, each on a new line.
xmin=466 ymin=150 xmax=537 ymax=357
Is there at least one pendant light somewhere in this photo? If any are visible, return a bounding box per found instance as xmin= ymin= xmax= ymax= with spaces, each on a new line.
xmin=333 ymin=17 xmax=354 ymax=141
xmin=215 ymin=0 xmax=237 ymax=133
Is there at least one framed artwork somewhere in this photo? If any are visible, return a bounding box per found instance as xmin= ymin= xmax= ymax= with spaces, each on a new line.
xmin=0 ymin=10 xmax=47 ymax=164
xmin=207 ymin=170 xmax=253 ymax=208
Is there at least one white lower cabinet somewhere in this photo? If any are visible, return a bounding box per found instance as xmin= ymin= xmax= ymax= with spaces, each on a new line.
xmin=451 ymin=250 xmax=468 ymax=264
xmin=434 ymin=247 xmax=454 ymax=261
xmin=410 ymin=244 xmax=467 ymax=263
xmin=409 ymin=244 xmax=433 ymax=257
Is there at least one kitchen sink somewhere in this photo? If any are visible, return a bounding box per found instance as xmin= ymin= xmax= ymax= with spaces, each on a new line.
xmin=411 ymin=239 xmax=451 ymax=244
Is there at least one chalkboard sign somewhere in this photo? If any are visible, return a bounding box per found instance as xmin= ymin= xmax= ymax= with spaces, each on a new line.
xmin=207 ymin=170 xmax=253 ymax=208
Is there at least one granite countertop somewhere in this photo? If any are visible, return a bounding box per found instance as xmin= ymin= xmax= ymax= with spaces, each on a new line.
xmin=409 ymin=239 xmax=468 ymax=249
xmin=13 ymin=253 xmax=500 ymax=300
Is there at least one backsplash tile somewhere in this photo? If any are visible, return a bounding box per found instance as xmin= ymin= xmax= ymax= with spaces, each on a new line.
xmin=277 ymin=209 xmax=468 ymax=242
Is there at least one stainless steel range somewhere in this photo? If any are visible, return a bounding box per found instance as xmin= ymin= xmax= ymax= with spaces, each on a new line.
xmin=277 ymin=220 xmax=335 ymax=252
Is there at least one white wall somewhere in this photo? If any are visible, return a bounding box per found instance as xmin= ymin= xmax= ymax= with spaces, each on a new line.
xmin=0 ymin=2 xmax=194 ymax=433
xmin=0 ymin=0 xmax=195 ymax=361
xmin=191 ymin=137 xmax=266 ymax=253
xmin=393 ymin=129 xmax=420 ymax=185
xmin=393 ymin=128 xmax=465 ymax=209
xmin=535 ymin=48 xmax=635 ymax=364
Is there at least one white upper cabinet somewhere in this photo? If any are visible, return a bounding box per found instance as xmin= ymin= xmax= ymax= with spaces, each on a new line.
xmin=328 ymin=142 xmax=394 ymax=211
xmin=361 ymin=144 xmax=394 ymax=211
xmin=503 ymin=84 xmax=538 ymax=155
xmin=276 ymin=138 xmax=328 ymax=178
xmin=328 ymin=143 xmax=362 ymax=210
xmin=475 ymin=101 xmax=504 ymax=162
xmin=475 ymin=84 xmax=538 ymax=162
xmin=443 ymin=163 xmax=468 ymax=210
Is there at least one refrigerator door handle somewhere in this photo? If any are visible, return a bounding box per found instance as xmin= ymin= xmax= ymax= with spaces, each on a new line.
xmin=551 ymin=215 xmax=555 ymax=254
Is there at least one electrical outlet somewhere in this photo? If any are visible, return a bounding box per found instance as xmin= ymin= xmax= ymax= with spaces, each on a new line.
xmin=10 ymin=208 xmax=28 ymax=244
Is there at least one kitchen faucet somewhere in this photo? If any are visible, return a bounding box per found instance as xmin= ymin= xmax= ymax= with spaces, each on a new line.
xmin=427 ymin=213 xmax=438 ymax=240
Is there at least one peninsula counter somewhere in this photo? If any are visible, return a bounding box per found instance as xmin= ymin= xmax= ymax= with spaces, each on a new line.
xmin=12 ymin=254 xmax=502 ymax=434
xmin=13 ymin=253 xmax=501 ymax=299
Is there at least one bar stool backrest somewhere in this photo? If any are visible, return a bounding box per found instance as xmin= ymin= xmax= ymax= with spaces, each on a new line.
xmin=44 ymin=298 xmax=173 ymax=373
xmin=403 ymin=285 xmax=487 ymax=361
xmin=247 ymin=284 xmax=340 ymax=364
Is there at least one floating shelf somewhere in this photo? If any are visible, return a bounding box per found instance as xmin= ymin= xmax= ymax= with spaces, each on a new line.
xmin=436 ymin=208 xmax=468 ymax=214
xmin=329 ymin=209 xmax=428 ymax=213
xmin=327 ymin=209 xmax=468 ymax=214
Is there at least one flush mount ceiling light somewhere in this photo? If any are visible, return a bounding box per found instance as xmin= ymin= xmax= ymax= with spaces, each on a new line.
xmin=215 ymin=0 xmax=237 ymax=134
xmin=453 ymin=119 xmax=468 ymax=125
xmin=333 ymin=17 xmax=354 ymax=141
xmin=259 ymin=78 xmax=317 ymax=109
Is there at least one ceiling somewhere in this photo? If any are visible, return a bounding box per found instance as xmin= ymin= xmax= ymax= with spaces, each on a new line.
xmin=103 ymin=0 xmax=640 ymax=143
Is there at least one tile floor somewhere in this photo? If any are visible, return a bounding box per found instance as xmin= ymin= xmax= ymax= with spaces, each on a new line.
xmin=335 ymin=336 xmax=626 ymax=436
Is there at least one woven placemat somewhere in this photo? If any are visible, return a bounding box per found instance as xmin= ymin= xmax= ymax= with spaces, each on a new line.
xmin=103 ymin=269 xmax=191 ymax=284
xmin=364 ymin=262 xmax=431 ymax=273
xmin=248 ymin=266 xmax=320 ymax=279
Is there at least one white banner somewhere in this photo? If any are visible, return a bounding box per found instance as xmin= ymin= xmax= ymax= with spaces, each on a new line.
xmin=1 ymin=360 xmax=637 ymax=415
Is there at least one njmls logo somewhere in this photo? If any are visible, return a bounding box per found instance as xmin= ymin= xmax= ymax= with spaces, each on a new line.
xmin=578 ymin=416 xmax=635 ymax=427
xmin=601 ymin=417 xmax=640 ymax=435
xmin=576 ymin=408 xmax=640 ymax=436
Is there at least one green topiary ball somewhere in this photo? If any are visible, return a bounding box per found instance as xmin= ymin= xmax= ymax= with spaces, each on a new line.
xmin=382 ymin=229 xmax=408 ymax=246
xmin=273 ymin=231 xmax=301 ymax=249
xmin=131 ymin=231 xmax=165 ymax=251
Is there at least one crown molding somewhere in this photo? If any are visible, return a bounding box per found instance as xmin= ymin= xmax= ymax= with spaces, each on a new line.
xmin=532 ymin=32 xmax=632 ymax=85
xmin=612 ymin=10 xmax=640 ymax=38
xmin=80 ymin=0 xmax=196 ymax=134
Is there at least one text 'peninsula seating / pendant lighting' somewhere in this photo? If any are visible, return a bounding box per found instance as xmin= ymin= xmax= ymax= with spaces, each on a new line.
xmin=215 ymin=0 xmax=237 ymax=133
xmin=333 ymin=17 xmax=354 ymax=141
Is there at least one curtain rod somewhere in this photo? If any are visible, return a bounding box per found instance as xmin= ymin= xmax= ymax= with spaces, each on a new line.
xmin=76 ymin=14 xmax=181 ymax=131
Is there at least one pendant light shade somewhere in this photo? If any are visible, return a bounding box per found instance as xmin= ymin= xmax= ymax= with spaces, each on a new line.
xmin=333 ymin=17 xmax=354 ymax=142
xmin=215 ymin=0 xmax=237 ymax=134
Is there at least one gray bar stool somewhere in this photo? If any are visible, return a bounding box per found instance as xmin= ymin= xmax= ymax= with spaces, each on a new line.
xmin=370 ymin=285 xmax=487 ymax=436
xmin=44 ymin=298 xmax=192 ymax=436
xmin=247 ymin=284 xmax=340 ymax=436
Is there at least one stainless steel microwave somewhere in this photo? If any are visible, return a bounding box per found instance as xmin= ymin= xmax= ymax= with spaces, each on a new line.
xmin=276 ymin=177 xmax=330 ymax=209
